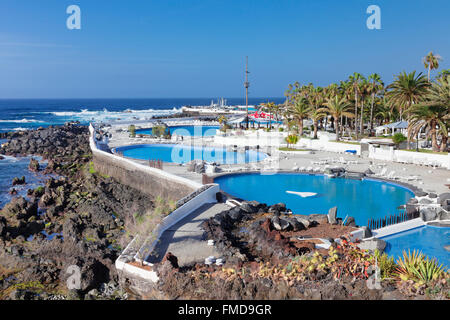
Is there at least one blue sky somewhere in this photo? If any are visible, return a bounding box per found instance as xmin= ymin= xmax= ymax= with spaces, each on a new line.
xmin=0 ymin=0 xmax=449 ymax=98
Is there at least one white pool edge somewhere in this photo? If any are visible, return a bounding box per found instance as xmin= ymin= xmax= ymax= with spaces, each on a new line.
xmin=364 ymin=218 xmax=450 ymax=240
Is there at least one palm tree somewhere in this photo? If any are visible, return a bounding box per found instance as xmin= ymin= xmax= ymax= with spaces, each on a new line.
xmin=339 ymin=80 xmax=354 ymax=130
xmin=367 ymin=73 xmax=384 ymax=132
xmin=309 ymin=106 xmax=327 ymax=139
xmin=423 ymin=52 xmax=442 ymax=81
xmin=262 ymin=102 xmax=276 ymax=130
xmin=438 ymin=69 xmax=450 ymax=79
xmin=320 ymin=96 xmax=354 ymax=141
xmin=348 ymin=73 xmax=365 ymax=137
xmin=359 ymin=78 xmax=370 ymax=135
xmin=308 ymin=87 xmax=327 ymax=139
xmin=424 ymin=75 xmax=450 ymax=110
xmin=411 ymin=75 xmax=450 ymax=151
xmin=374 ymin=96 xmax=398 ymax=127
xmin=288 ymin=96 xmax=311 ymax=136
xmin=408 ymin=104 xmax=447 ymax=152
xmin=386 ymin=71 xmax=429 ymax=149
xmin=273 ymin=103 xmax=283 ymax=129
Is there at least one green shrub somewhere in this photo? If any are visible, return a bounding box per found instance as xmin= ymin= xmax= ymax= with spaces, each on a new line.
xmin=374 ymin=249 xmax=397 ymax=279
xmin=392 ymin=133 xmax=407 ymax=145
xmin=128 ymin=125 xmax=136 ymax=138
xmin=153 ymin=196 xmax=177 ymax=216
xmin=152 ymin=125 xmax=166 ymax=138
xmin=285 ymin=134 xmax=299 ymax=147
xmin=88 ymin=161 xmax=96 ymax=174
xmin=34 ymin=186 xmax=45 ymax=196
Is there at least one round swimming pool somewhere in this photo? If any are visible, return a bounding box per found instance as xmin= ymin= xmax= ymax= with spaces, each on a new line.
xmin=114 ymin=144 xmax=268 ymax=164
xmin=136 ymin=125 xmax=220 ymax=137
xmin=215 ymin=173 xmax=414 ymax=226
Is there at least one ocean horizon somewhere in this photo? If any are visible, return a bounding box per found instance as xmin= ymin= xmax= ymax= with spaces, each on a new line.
xmin=0 ymin=97 xmax=284 ymax=132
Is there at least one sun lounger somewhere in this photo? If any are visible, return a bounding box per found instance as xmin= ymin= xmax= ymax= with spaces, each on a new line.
xmin=385 ymin=171 xmax=399 ymax=180
xmin=338 ymin=157 xmax=347 ymax=164
xmin=374 ymin=168 xmax=387 ymax=177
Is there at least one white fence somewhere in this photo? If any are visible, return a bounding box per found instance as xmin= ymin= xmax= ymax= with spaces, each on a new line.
xmin=296 ymin=138 xmax=362 ymax=155
xmin=369 ymin=144 xmax=449 ymax=169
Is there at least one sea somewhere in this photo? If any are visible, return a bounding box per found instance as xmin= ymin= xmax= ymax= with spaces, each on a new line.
xmin=0 ymin=98 xmax=284 ymax=133
xmin=0 ymin=98 xmax=284 ymax=208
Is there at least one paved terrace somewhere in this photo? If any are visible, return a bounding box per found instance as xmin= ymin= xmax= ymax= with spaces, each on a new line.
xmin=146 ymin=203 xmax=229 ymax=266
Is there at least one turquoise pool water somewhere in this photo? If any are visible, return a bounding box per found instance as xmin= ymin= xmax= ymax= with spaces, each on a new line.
xmin=215 ymin=173 xmax=414 ymax=226
xmin=381 ymin=225 xmax=449 ymax=267
xmin=136 ymin=125 xmax=220 ymax=137
xmin=115 ymin=144 xmax=267 ymax=164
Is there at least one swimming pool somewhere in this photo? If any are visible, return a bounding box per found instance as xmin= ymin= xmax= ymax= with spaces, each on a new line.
xmin=215 ymin=173 xmax=414 ymax=226
xmin=381 ymin=225 xmax=449 ymax=267
xmin=136 ymin=125 xmax=220 ymax=137
xmin=114 ymin=144 xmax=268 ymax=164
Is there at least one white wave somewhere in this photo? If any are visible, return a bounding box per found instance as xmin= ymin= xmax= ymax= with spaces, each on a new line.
xmin=0 ymin=155 xmax=19 ymax=162
xmin=0 ymin=118 xmax=44 ymax=123
xmin=47 ymin=107 xmax=182 ymax=122
xmin=12 ymin=127 xmax=30 ymax=131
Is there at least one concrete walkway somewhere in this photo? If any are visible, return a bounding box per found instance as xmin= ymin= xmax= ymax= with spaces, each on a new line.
xmin=146 ymin=202 xmax=229 ymax=267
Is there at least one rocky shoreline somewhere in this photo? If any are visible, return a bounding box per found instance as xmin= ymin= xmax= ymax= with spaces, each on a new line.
xmin=0 ymin=124 xmax=155 ymax=300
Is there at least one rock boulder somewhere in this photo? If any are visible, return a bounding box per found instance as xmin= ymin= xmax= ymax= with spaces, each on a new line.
xmin=327 ymin=207 xmax=338 ymax=225
xmin=357 ymin=239 xmax=386 ymax=252
xmin=420 ymin=208 xmax=437 ymax=222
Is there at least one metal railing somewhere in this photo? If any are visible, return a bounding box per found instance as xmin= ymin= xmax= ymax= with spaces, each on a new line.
xmin=367 ymin=210 xmax=420 ymax=230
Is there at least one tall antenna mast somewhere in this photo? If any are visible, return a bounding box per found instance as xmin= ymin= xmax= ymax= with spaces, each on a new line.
xmin=244 ymin=56 xmax=250 ymax=129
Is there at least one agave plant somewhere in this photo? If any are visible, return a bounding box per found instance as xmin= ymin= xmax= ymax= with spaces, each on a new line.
xmin=395 ymin=250 xmax=447 ymax=285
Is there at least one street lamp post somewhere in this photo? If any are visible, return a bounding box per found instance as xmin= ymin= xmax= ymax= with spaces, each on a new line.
xmin=244 ymin=56 xmax=250 ymax=130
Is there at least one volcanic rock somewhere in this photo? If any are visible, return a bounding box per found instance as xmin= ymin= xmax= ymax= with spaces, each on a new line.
xmin=344 ymin=216 xmax=356 ymax=227
xmin=271 ymin=216 xmax=290 ymax=231
xmin=419 ymin=208 xmax=437 ymax=222
xmin=12 ymin=176 xmax=26 ymax=186
xmin=327 ymin=207 xmax=338 ymax=224
xmin=438 ymin=193 xmax=450 ymax=206
xmin=28 ymin=158 xmax=40 ymax=172
xmin=357 ymin=239 xmax=386 ymax=252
